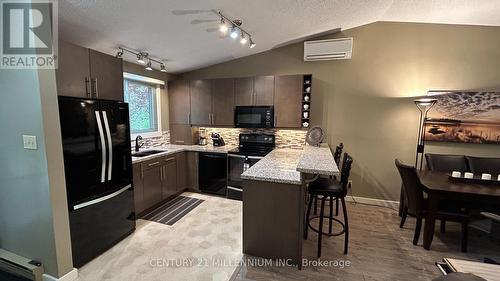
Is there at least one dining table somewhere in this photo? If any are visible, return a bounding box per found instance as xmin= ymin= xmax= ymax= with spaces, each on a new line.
xmin=418 ymin=170 xmax=500 ymax=250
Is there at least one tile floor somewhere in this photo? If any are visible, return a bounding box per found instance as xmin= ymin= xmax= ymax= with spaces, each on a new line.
xmin=76 ymin=192 xmax=242 ymax=281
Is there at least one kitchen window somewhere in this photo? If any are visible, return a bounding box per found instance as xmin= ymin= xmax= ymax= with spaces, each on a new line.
xmin=123 ymin=73 xmax=164 ymax=137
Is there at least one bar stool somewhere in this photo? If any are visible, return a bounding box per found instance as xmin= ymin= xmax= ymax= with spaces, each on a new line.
xmin=313 ymin=143 xmax=343 ymax=216
xmin=304 ymin=153 xmax=353 ymax=257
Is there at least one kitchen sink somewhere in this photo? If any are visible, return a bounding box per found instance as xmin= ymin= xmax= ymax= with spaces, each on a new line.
xmin=132 ymin=149 xmax=166 ymax=157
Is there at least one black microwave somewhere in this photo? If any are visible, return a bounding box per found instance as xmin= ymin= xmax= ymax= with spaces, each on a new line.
xmin=234 ymin=106 xmax=274 ymax=128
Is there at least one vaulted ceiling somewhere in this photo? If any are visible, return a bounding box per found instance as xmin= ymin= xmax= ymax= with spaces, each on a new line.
xmin=59 ymin=0 xmax=500 ymax=73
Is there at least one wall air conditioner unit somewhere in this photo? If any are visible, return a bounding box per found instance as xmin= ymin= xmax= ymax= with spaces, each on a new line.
xmin=304 ymin=37 xmax=353 ymax=61
xmin=0 ymin=249 xmax=44 ymax=281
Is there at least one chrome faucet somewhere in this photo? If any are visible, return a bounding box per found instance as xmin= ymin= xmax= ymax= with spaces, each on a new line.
xmin=135 ymin=135 xmax=143 ymax=152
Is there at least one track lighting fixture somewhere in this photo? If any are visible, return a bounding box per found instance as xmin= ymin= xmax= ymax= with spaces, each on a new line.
xmin=219 ymin=18 xmax=228 ymax=34
xmin=145 ymin=60 xmax=153 ymax=71
xmin=240 ymin=33 xmax=247 ymax=45
xmin=136 ymin=53 xmax=146 ymax=64
xmin=117 ymin=47 xmax=168 ymax=72
xmin=214 ymin=10 xmax=255 ymax=49
xmin=249 ymin=38 xmax=256 ymax=48
xmin=230 ymin=26 xmax=239 ymax=39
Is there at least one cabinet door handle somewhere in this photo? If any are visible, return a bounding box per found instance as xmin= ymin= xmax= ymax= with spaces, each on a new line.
xmin=94 ymin=78 xmax=98 ymax=97
xmin=175 ymin=140 xmax=185 ymax=144
xmin=208 ymin=113 xmax=211 ymax=125
xmin=85 ymin=77 xmax=90 ymax=97
xmin=160 ymin=166 xmax=163 ymax=180
xmin=148 ymin=161 xmax=160 ymax=167
xmin=165 ymin=157 xmax=175 ymax=162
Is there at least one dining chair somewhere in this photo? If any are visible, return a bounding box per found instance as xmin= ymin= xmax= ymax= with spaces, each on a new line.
xmin=395 ymin=159 xmax=471 ymax=252
xmin=425 ymin=154 xmax=469 ymax=172
xmin=305 ymin=153 xmax=353 ymax=257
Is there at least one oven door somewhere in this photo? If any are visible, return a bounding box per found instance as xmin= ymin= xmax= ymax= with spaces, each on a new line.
xmin=234 ymin=106 xmax=274 ymax=128
xmin=227 ymin=154 xmax=261 ymax=200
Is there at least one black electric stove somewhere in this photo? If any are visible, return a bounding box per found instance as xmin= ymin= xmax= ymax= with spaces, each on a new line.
xmin=227 ymin=133 xmax=275 ymax=200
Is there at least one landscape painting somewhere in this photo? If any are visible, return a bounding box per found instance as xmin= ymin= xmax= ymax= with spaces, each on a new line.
xmin=424 ymin=91 xmax=500 ymax=144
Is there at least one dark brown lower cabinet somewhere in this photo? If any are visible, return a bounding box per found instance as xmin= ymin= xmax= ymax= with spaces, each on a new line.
xmin=132 ymin=163 xmax=145 ymax=214
xmin=176 ymin=152 xmax=187 ymax=191
xmin=186 ymin=152 xmax=199 ymax=191
xmin=132 ymin=152 xmax=189 ymax=216
xmin=162 ymin=156 xmax=177 ymax=199
xmin=141 ymin=159 xmax=163 ymax=210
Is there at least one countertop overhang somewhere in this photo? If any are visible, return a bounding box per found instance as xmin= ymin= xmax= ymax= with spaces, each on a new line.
xmin=241 ymin=144 xmax=340 ymax=185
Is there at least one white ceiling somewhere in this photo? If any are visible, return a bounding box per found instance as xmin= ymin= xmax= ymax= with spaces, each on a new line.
xmin=59 ymin=0 xmax=500 ymax=73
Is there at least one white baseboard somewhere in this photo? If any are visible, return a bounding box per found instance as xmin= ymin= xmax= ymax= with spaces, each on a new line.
xmin=43 ymin=268 xmax=78 ymax=281
xmin=345 ymin=195 xmax=400 ymax=210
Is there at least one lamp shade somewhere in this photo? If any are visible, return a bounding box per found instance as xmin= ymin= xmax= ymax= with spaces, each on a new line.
xmin=414 ymin=98 xmax=437 ymax=112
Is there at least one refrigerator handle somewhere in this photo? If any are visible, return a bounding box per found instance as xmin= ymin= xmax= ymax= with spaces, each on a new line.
xmin=95 ymin=111 xmax=107 ymax=183
xmin=73 ymin=184 xmax=131 ymax=210
xmin=102 ymin=111 xmax=113 ymax=181
xmin=85 ymin=77 xmax=90 ymax=97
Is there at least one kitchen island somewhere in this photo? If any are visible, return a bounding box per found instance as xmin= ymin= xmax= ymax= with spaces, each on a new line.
xmin=241 ymin=144 xmax=339 ymax=268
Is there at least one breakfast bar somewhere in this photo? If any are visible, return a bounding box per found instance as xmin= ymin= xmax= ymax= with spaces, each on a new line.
xmin=241 ymin=144 xmax=339 ymax=267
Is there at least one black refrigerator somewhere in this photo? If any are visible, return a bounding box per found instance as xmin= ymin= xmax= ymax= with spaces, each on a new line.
xmin=58 ymin=96 xmax=135 ymax=268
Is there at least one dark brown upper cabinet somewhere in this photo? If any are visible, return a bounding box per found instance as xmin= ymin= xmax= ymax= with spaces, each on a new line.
xmin=56 ymin=41 xmax=123 ymax=101
xmin=234 ymin=77 xmax=254 ymax=106
xmin=234 ymin=76 xmax=274 ymax=106
xmin=274 ymin=75 xmax=303 ymax=128
xmin=169 ymin=80 xmax=191 ymax=124
xmin=254 ymin=76 xmax=275 ymax=105
xmin=190 ymin=80 xmax=212 ymax=126
xmin=56 ymin=41 xmax=91 ymax=98
xmin=211 ymin=78 xmax=235 ymax=126
xmin=88 ymin=49 xmax=124 ymax=101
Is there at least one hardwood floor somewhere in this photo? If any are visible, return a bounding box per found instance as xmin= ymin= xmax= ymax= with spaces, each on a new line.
xmin=232 ymin=202 xmax=500 ymax=281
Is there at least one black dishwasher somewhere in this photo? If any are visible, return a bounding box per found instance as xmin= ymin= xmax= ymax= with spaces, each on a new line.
xmin=198 ymin=152 xmax=227 ymax=196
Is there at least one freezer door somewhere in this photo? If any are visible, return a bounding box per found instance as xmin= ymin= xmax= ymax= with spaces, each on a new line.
xmin=58 ymin=97 xmax=107 ymax=207
xmin=99 ymin=100 xmax=133 ymax=192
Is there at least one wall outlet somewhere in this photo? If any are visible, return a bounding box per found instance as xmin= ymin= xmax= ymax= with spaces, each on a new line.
xmin=22 ymin=135 xmax=37 ymax=150
xmin=348 ymin=180 xmax=353 ymax=189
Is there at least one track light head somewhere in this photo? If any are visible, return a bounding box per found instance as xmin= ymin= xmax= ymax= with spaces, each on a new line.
xmin=240 ymin=33 xmax=247 ymax=45
xmin=249 ymin=38 xmax=256 ymax=48
xmin=219 ymin=18 xmax=228 ymax=34
xmin=137 ymin=53 xmax=146 ymax=64
xmin=230 ymin=26 xmax=239 ymax=39
xmin=160 ymin=64 xmax=167 ymax=72
xmin=145 ymin=60 xmax=153 ymax=71
xmin=116 ymin=50 xmax=123 ymax=58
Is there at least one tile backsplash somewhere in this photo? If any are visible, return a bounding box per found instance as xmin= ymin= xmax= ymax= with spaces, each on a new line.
xmin=199 ymin=127 xmax=307 ymax=149
xmin=131 ymin=128 xmax=307 ymax=150
xmin=131 ymin=131 xmax=170 ymax=150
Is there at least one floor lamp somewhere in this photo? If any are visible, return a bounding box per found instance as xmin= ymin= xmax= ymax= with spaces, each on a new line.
xmin=399 ymin=97 xmax=438 ymax=216
xmin=414 ymin=98 xmax=437 ymax=171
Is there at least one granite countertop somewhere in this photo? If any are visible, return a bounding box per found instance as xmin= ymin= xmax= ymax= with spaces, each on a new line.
xmin=241 ymin=144 xmax=340 ymax=185
xmin=296 ymin=144 xmax=340 ymax=176
xmin=131 ymin=144 xmax=236 ymax=164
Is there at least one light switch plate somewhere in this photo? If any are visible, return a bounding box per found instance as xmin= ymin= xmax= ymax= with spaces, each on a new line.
xmin=23 ymin=135 xmax=37 ymax=150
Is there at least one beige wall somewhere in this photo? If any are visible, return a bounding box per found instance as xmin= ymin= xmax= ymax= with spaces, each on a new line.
xmin=123 ymin=61 xmax=177 ymax=131
xmin=181 ymin=22 xmax=500 ymax=201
